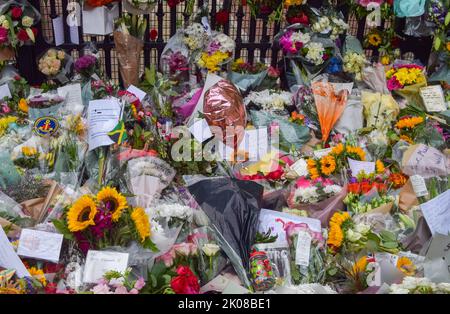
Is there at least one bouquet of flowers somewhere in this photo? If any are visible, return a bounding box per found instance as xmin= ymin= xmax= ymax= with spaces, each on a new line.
xmin=182 ymin=22 xmax=208 ymax=53
xmin=279 ymin=221 xmax=327 ymax=284
xmin=389 ymin=277 xmax=450 ymax=294
xmin=161 ymin=51 xmax=189 ymax=93
xmin=288 ymin=177 xmax=342 ymax=206
xmin=311 ymin=15 xmax=349 ymax=40
xmin=114 ymin=13 xmax=147 ymax=87
xmin=244 ymin=89 xmax=292 ymax=114
xmin=52 ymin=186 xmax=158 ymax=254
xmin=74 ymin=54 xmax=99 ymax=80
xmin=228 ymin=58 xmax=268 ymax=92
xmin=90 ymin=268 xmax=146 ymax=294
xmin=0 ymin=0 xmax=40 ymax=58
xmin=197 ymin=33 xmax=235 ymax=73
xmin=386 ymin=63 xmax=427 ymax=108
xmin=246 ymin=0 xmax=284 ymax=21
xmin=327 ymin=211 xmax=400 ymax=254
xmin=343 ymin=52 xmax=367 ymax=81
xmin=123 ymin=0 xmax=157 ymax=14
xmin=37 ymin=49 xmax=72 ymax=84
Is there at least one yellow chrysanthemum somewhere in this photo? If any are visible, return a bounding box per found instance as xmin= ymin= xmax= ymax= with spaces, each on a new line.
xmin=331 ymin=143 xmax=344 ymax=156
xmin=21 ymin=146 xmax=38 ymax=157
xmin=396 ymin=256 xmax=416 ymax=276
xmin=131 ymin=207 xmax=151 ymax=243
xmin=198 ymin=51 xmax=230 ymax=72
xmin=375 ymin=160 xmax=385 ymax=174
xmin=96 ymin=187 xmax=127 ymax=222
xmin=320 ymin=155 xmax=336 ymax=176
xmin=381 ymin=55 xmax=390 ymax=65
xmin=18 ymin=98 xmax=28 ymax=113
xmin=395 ymin=116 xmax=424 ymax=130
xmin=67 ymin=195 xmax=97 ymax=232
xmin=28 ymin=267 xmax=47 ymax=287
xmin=327 ymin=224 xmax=344 ymax=249
xmin=368 ymin=33 xmax=382 ymax=47
xmin=0 ymin=116 xmax=18 ymax=136
xmin=346 ymin=146 xmax=366 ymax=161
xmin=352 ymin=256 xmax=368 ymax=275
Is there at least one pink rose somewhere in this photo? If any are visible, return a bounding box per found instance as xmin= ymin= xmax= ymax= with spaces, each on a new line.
xmin=173 ymin=243 xmax=191 ymax=256
xmin=159 ymin=250 xmax=176 ymax=267
xmin=134 ymin=277 xmax=146 ymax=290
xmin=295 ymin=177 xmax=312 ymax=188
xmin=2 ymin=105 xmax=11 ymax=113
xmin=113 ymin=285 xmax=129 ymax=294
xmin=91 ymin=283 xmax=112 ymax=294
xmin=387 ymin=76 xmax=403 ymax=91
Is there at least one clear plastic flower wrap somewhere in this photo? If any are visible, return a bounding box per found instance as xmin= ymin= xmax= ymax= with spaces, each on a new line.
xmin=122 ymin=0 xmax=157 ymax=15
xmin=37 ymin=48 xmax=73 ymax=84
xmin=26 ymin=91 xmax=67 ymax=121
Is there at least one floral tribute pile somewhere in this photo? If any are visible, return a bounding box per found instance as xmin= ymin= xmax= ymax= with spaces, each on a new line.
xmin=0 ymin=0 xmax=449 ymax=295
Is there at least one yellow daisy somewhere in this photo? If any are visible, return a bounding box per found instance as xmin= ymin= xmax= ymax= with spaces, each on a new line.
xmin=67 ymin=195 xmax=97 ymax=232
xmin=96 ymin=187 xmax=127 ymax=222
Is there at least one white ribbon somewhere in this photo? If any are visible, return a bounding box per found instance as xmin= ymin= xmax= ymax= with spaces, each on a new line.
xmin=66 ymin=2 xmax=81 ymax=27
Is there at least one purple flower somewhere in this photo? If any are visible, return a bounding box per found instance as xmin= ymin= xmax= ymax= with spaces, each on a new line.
xmin=164 ymin=51 xmax=189 ymax=74
xmin=207 ymin=41 xmax=221 ymax=55
xmin=74 ymin=55 xmax=97 ymax=75
xmin=91 ymin=207 xmax=113 ymax=239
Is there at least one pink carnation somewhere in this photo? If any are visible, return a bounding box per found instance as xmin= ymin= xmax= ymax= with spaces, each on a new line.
xmin=387 ymin=76 xmax=403 ymax=91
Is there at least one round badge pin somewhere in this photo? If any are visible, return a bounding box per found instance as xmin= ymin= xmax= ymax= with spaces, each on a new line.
xmin=33 ymin=116 xmax=59 ymax=137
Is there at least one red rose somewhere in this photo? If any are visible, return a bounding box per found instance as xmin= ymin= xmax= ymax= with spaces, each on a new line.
xmin=267 ymin=169 xmax=283 ymax=180
xmin=375 ymin=182 xmax=387 ymax=193
xmin=287 ymin=13 xmax=309 ymax=26
xmin=167 ymin=0 xmax=180 ymax=8
xmin=44 ymin=282 xmax=57 ymax=294
xmin=149 ymin=29 xmax=158 ymax=41
xmin=17 ymin=29 xmax=29 ymax=42
xmin=215 ymin=10 xmax=229 ymax=25
xmin=170 ymin=266 xmax=200 ymax=294
xmin=360 ymin=181 xmax=373 ymax=194
xmin=260 ymin=5 xmax=273 ymax=15
xmin=391 ymin=36 xmax=400 ymax=48
xmin=10 ymin=6 xmax=23 ymax=20
xmin=241 ymin=0 xmax=247 ymax=5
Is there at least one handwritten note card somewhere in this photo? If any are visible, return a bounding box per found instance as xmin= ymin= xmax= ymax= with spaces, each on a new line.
xmin=52 ymin=16 xmax=65 ymax=46
xmin=57 ymin=83 xmax=83 ymax=113
xmin=127 ymin=85 xmax=147 ymax=102
xmin=421 ymin=189 xmax=450 ymax=236
xmin=88 ymin=98 xmax=122 ymax=151
xmin=17 ymin=229 xmax=63 ymax=263
xmin=402 ymin=144 xmax=448 ymax=178
xmin=348 ymin=158 xmax=375 ymax=176
xmin=0 ymin=227 xmax=30 ymax=278
xmin=420 ymin=85 xmax=447 ymax=112
xmin=82 ymin=250 xmax=129 ymax=283
xmin=189 ymin=118 xmax=213 ymax=143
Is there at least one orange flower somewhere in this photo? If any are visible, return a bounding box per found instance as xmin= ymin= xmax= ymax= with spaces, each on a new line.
xmin=331 ymin=143 xmax=344 ymax=156
xmin=389 ymin=173 xmax=408 ymax=188
xmin=348 ymin=182 xmax=361 ymax=194
xmin=400 ymin=135 xmax=414 ymax=144
xmin=360 ymin=181 xmax=374 ymax=194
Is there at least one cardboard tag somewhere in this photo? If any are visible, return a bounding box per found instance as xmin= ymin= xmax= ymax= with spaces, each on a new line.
xmin=82 ymin=250 xmax=129 ymax=283
xmin=295 ymin=231 xmax=312 ymax=267
xmin=410 ymin=175 xmax=428 ymax=197
xmin=420 ymin=85 xmax=447 ymax=112
xmin=17 ymin=229 xmax=63 ymax=263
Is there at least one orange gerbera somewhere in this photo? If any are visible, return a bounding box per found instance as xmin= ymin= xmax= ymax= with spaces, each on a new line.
xmin=389 ymin=172 xmax=408 ymax=188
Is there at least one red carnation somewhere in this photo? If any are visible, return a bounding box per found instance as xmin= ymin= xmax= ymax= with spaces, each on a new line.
xmin=44 ymin=282 xmax=58 ymax=294
xmin=149 ymin=29 xmax=158 ymax=41
xmin=287 ymin=12 xmax=309 ymax=25
xmin=170 ymin=266 xmax=200 ymax=294
xmin=260 ymin=5 xmax=273 ymax=15
xmin=17 ymin=29 xmax=29 ymax=41
xmin=215 ymin=10 xmax=229 ymax=26
xmin=10 ymin=6 xmax=23 ymax=20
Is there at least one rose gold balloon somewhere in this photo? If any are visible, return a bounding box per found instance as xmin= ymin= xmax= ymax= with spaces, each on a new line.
xmin=203 ymin=79 xmax=246 ymax=147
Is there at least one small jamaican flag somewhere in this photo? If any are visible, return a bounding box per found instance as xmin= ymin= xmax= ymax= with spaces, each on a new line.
xmin=108 ymin=120 xmax=128 ymax=144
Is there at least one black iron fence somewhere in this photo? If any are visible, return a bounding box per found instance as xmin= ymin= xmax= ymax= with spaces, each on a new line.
xmin=16 ymin=0 xmax=432 ymax=86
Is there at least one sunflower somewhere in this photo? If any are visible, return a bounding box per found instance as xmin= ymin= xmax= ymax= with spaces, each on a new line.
xmin=375 ymin=160 xmax=385 ymax=174
xmin=368 ymin=33 xmax=382 ymax=47
xmin=27 ymin=267 xmax=47 ymax=287
xmin=330 ymin=211 xmax=351 ymax=227
xmin=320 ymin=155 xmax=336 ymax=176
xmin=307 ymin=159 xmax=320 ymax=179
xmin=97 ymin=187 xmax=127 ymax=222
xmin=396 ymin=257 xmax=416 ymax=276
xmin=331 ymin=143 xmax=344 ymax=156
xmin=131 ymin=207 xmax=151 ymax=243
xmin=18 ymin=98 xmax=28 ymax=113
xmin=395 ymin=116 xmax=424 ymax=129
xmin=67 ymin=195 xmax=97 ymax=232
xmin=346 ymin=146 xmax=366 ymax=161
xmin=327 ymin=224 xmax=344 ymax=249
xmin=399 ymin=134 xmax=414 ymax=144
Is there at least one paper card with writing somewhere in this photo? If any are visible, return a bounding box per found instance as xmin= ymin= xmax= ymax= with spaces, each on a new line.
xmin=0 ymin=227 xmax=30 ymax=278
xmin=409 ymin=175 xmax=428 ymax=197
xmin=348 ymin=158 xmax=375 ymax=176
xmin=258 ymin=209 xmax=321 ymax=247
xmin=420 ymin=85 xmax=447 ymax=112
xmin=127 ymin=85 xmax=147 ymax=102
xmin=88 ymin=98 xmax=122 ymax=151
xmin=189 ymin=118 xmax=213 ymax=143
xmin=82 ymin=250 xmax=129 ymax=283
xmin=52 ymin=16 xmax=65 ymax=46
xmin=424 ymin=234 xmax=450 ymax=283
xmin=17 ymin=229 xmax=63 ymax=263
xmin=421 ymin=190 xmax=450 ymax=236
xmin=69 ymin=26 xmax=79 ymax=44
xmin=295 ymin=231 xmax=312 ymax=267
xmin=291 ymin=158 xmax=308 ymax=177
xmin=57 ymin=83 xmax=83 ymax=113
xmin=313 ymin=148 xmax=332 ymax=158
xmin=0 ymin=84 xmax=12 ymax=99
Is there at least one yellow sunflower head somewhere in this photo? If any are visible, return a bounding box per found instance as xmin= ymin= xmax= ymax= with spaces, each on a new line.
xmin=96 ymin=187 xmax=127 ymax=222
xmin=131 ymin=207 xmax=151 ymax=243
xmin=67 ymin=195 xmax=97 ymax=232
xmin=375 ymin=160 xmax=385 ymax=174
xmin=368 ymin=33 xmax=382 ymax=47
xmin=320 ymin=155 xmax=336 ymax=176
xmin=352 ymin=256 xmax=368 ymax=275
xmin=396 ymin=256 xmax=416 ymax=276
xmin=27 ymin=267 xmax=47 ymax=287
xmin=327 ymin=224 xmax=344 ymax=250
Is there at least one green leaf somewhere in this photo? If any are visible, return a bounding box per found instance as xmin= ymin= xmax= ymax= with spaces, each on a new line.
xmin=380 ymin=241 xmax=398 ymax=249
xmin=445 ymin=12 xmax=450 ymax=26
xmin=51 ymin=219 xmax=74 ymax=241
xmin=380 ymin=230 xmax=396 ymax=242
xmin=162 ymin=274 xmax=172 ymax=285
xmin=434 ymin=37 xmax=441 ymax=51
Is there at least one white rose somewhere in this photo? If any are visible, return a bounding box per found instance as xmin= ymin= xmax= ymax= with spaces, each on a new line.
xmin=202 ymin=243 xmax=220 ymax=257
xmin=22 ymin=16 xmax=34 ymax=28
xmin=346 ymin=229 xmax=362 ymax=242
xmin=355 ymin=223 xmax=370 ymax=235
xmin=0 ymin=15 xmax=5 ymax=23
xmin=2 ymin=20 xmax=9 ymax=29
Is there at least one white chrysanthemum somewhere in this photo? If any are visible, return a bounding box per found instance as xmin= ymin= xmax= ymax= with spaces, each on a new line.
xmin=305 ymin=42 xmax=325 ymax=65
xmin=323 ymin=184 xmax=342 ymax=195
xmin=291 ymin=31 xmax=310 ymax=45
xmin=152 ymin=203 xmax=194 ymax=221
